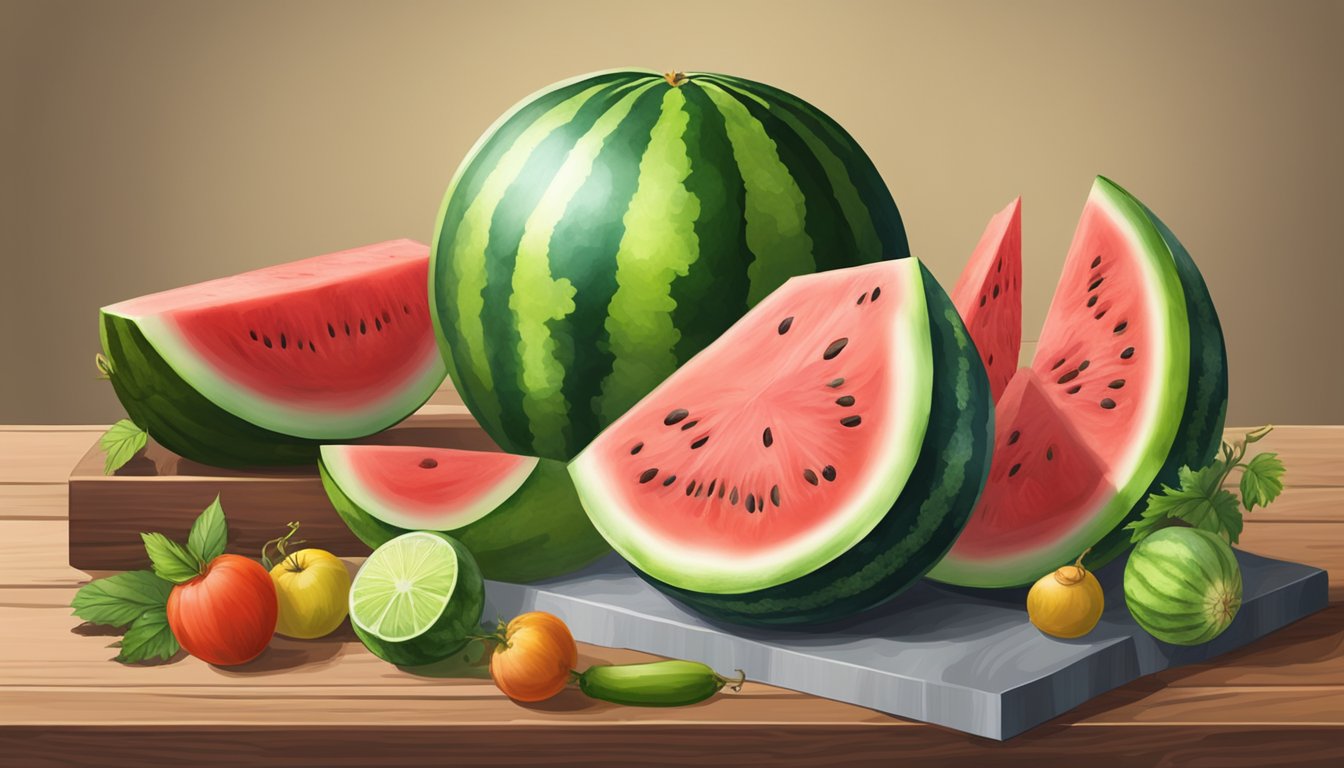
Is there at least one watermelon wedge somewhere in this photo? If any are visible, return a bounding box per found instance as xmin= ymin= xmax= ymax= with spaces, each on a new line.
xmin=569 ymin=257 xmax=993 ymax=625
xmin=929 ymin=177 xmax=1227 ymax=588
xmin=951 ymin=197 xmax=1022 ymax=402
xmin=100 ymin=240 xmax=447 ymax=467
xmin=320 ymin=445 xmax=609 ymax=583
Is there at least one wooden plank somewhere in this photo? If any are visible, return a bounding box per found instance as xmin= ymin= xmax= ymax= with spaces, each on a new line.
xmin=1246 ymin=486 xmax=1344 ymax=523
xmin=0 ymin=485 xmax=67 ymax=520
xmin=1237 ymin=523 xmax=1344 ymax=598
xmin=0 ymin=521 xmax=85 ymax=587
xmin=0 ymin=430 xmax=103 ymax=484
xmin=1223 ymin=425 xmax=1344 ymax=488
xmin=2 ymin=725 xmax=1341 ymax=768
xmin=1154 ymin=602 xmax=1344 ymax=686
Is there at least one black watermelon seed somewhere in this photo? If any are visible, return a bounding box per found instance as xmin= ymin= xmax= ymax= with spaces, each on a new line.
xmin=403 ymin=304 xmax=410 ymax=314
xmin=327 ymin=324 xmax=335 ymax=338
xmin=1009 ymin=463 xmax=1021 ymax=477
xmin=870 ymin=286 xmax=881 ymax=301
xmin=383 ymin=310 xmax=392 ymax=324
xmin=249 ymin=330 xmax=258 ymax=341
xmin=762 ymin=427 xmax=773 ymax=447
xmin=630 ymin=442 xmax=644 ymax=455
xmin=803 ymin=469 xmax=819 ymax=485
xmin=1008 ymin=430 xmax=1020 ymax=445
xmin=1057 ymin=369 xmax=1079 ymax=384
xmin=1091 ymin=255 xmax=1102 ymax=268
xmin=822 ymin=465 xmax=837 ymax=482
xmin=664 ymin=409 xmax=689 ymax=426
xmin=344 ymin=323 xmax=351 ymax=336
xmin=1121 ymin=347 xmax=1135 ymax=359
xmin=778 ymin=316 xmax=793 ymax=335
xmin=993 ymin=284 xmax=1000 ymax=299
xmin=1087 ymin=295 xmax=1098 ymax=308
xmin=695 ymin=484 xmax=704 ymax=497
xmin=685 ymin=482 xmax=695 ymax=496
xmin=857 ymin=293 xmax=866 ymax=305
xmin=1095 ymin=310 xmax=1107 ymax=320
xmin=717 ymin=483 xmax=726 ymax=499
xmin=1046 ymin=447 xmax=1054 ymax=461
xmin=1078 ymin=359 xmax=1090 ymax=371
xmin=836 ymin=395 xmax=855 ymax=407
xmin=1100 ymin=398 xmax=1117 ymax=409
xmin=690 ymin=436 xmax=708 ymax=450
xmin=359 ymin=320 xmax=367 ymax=335
xmin=639 ymin=468 xmax=658 ymax=484
xmin=1113 ymin=321 xmax=1128 ymax=334
xmin=997 ymin=258 xmax=1003 ymax=273
xmin=680 ymin=420 xmax=698 ymax=431
xmin=707 ymin=479 xmax=717 ymax=496
xmin=988 ymin=354 xmax=995 ymax=366
xmin=375 ymin=317 xmax=383 ymax=331
xmin=279 ymin=334 xmax=287 ymax=349
xmin=841 ymin=415 xmax=862 ymax=428
xmin=662 ymin=474 xmax=677 ymax=486
xmin=979 ymin=295 xmax=986 ymax=308
xmin=1066 ymin=384 xmax=1081 ymax=394
xmin=1089 ymin=277 xmax=1104 ymax=291
xmin=308 ymin=341 xmax=316 ymax=352
xmin=823 ymin=338 xmax=849 ymax=360
xmin=771 ymin=485 xmax=781 ymax=507
xmin=1109 ymin=379 xmax=1126 ymax=389
xmin=419 ymin=458 xmax=438 ymax=469
xmin=1052 ymin=358 xmax=1066 ymax=370
xmin=730 ymin=487 xmax=739 ymax=505
xmin=746 ymin=494 xmax=756 ymax=513
xmin=828 ymin=378 xmax=845 ymax=388
xmin=263 ymin=336 xmax=273 ymax=348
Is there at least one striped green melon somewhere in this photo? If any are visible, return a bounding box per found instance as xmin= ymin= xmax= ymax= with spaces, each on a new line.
xmin=431 ymin=69 xmax=908 ymax=461
xmin=1124 ymin=527 xmax=1242 ymax=645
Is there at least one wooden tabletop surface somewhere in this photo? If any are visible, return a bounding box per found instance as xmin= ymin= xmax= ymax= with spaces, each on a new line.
xmin=1 ymin=423 xmax=1341 ymax=766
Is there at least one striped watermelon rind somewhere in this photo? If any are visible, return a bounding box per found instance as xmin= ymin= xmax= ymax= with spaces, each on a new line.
xmin=583 ymin=261 xmax=993 ymax=626
xmin=431 ymin=69 xmax=908 ymax=462
xmin=1124 ymin=527 xmax=1242 ymax=645
xmin=320 ymin=451 xmax=609 ymax=584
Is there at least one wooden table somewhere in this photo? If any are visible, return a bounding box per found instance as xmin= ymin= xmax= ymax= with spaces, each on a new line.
xmin=2 ymin=425 xmax=1341 ymax=766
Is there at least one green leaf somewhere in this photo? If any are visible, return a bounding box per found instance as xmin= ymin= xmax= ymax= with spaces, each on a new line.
xmin=142 ymin=532 xmax=201 ymax=584
xmin=71 ymin=570 xmax=173 ymax=627
xmin=186 ymin=496 xmax=227 ymax=563
xmin=116 ymin=608 xmax=180 ymax=664
xmin=100 ymin=419 xmax=148 ymax=475
xmin=1127 ymin=463 xmax=1242 ymax=543
xmin=1241 ymin=452 xmax=1286 ymax=512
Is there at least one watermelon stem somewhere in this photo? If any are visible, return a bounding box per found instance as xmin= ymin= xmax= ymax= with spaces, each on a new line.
xmin=260 ymin=521 xmax=307 ymax=572
xmin=662 ymin=71 xmax=688 ymax=87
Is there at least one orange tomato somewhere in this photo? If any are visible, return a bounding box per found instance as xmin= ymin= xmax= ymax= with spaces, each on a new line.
xmin=489 ymin=611 xmax=578 ymax=702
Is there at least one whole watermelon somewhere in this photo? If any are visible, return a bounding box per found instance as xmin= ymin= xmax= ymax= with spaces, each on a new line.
xmin=431 ymin=69 xmax=908 ymax=460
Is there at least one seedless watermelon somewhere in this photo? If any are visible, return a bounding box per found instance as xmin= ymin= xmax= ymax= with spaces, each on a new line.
xmin=432 ymin=69 xmax=908 ymax=462
xmin=930 ymin=177 xmax=1227 ymax=588
xmin=570 ymin=258 xmax=992 ymax=625
xmin=100 ymin=240 xmax=447 ymax=467
xmin=320 ymin=445 xmax=608 ymax=583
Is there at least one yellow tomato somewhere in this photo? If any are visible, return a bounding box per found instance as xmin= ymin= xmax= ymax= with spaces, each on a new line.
xmin=1026 ymin=554 xmax=1104 ymax=639
xmin=270 ymin=548 xmax=351 ymax=639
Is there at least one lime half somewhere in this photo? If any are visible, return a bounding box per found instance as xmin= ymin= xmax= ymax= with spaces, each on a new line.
xmin=349 ymin=531 xmax=484 ymax=666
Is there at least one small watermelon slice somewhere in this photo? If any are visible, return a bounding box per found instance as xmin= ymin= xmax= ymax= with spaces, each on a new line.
xmin=569 ymin=257 xmax=993 ymax=625
xmin=930 ymin=176 xmax=1226 ymax=588
xmin=100 ymin=240 xmax=448 ymax=466
xmin=319 ymin=445 xmax=609 ymax=583
xmin=951 ymin=197 xmax=1022 ymax=402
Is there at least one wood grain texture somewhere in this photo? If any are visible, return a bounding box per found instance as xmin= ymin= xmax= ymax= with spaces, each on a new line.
xmin=0 ymin=429 xmax=101 ymax=484
xmin=1222 ymin=425 xmax=1344 ymax=488
xmin=0 ymin=485 xmax=69 ymax=519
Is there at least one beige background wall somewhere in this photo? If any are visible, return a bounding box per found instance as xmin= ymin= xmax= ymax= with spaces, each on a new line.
xmin=2 ymin=0 xmax=1340 ymax=426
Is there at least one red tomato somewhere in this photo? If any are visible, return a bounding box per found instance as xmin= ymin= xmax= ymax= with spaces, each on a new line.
xmin=490 ymin=611 xmax=578 ymax=702
xmin=166 ymin=554 xmax=278 ymax=666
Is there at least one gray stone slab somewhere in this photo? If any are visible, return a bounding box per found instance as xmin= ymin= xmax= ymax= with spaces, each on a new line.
xmin=482 ymin=548 xmax=1328 ymax=740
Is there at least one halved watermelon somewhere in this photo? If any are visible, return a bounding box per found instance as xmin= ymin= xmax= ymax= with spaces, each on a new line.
xmin=100 ymin=240 xmax=447 ymax=467
xmin=569 ymin=258 xmax=993 ymax=625
xmin=320 ymin=445 xmax=609 ymax=583
xmin=950 ymin=197 xmax=1022 ymax=402
xmin=929 ymin=177 xmax=1227 ymax=588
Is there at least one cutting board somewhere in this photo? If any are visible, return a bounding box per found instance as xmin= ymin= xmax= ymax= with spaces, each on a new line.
xmin=66 ymin=410 xmax=1330 ymax=739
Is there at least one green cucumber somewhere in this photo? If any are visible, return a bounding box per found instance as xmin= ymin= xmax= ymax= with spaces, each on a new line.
xmin=577 ymin=660 xmax=744 ymax=707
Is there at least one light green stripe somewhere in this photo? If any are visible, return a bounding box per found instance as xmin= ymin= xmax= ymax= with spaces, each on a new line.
xmin=701 ymin=83 xmax=813 ymax=304
xmin=595 ymin=86 xmax=701 ymax=425
xmin=511 ymin=82 xmax=658 ymax=459
xmin=718 ymin=81 xmax=882 ymax=263
xmin=446 ymin=82 xmax=613 ymax=434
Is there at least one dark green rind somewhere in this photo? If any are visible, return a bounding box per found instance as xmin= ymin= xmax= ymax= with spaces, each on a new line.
xmin=1085 ymin=195 xmax=1229 ymax=570
xmin=101 ymin=313 xmax=322 ymax=467
xmin=643 ymin=265 xmax=993 ymax=626
xmin=432 ymin=70 xmax=908 ymax=462
xmin=320 ymin=455 xmax=610 ymax=584
xmin=352 ymin=532 xmax=486 ymax=667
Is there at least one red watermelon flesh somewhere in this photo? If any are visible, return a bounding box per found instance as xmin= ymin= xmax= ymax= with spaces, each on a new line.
xmin=102 ymin=239 xmax=447 ymax=438
xmin=951 ymin=197 xmax=1022 ymax=402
